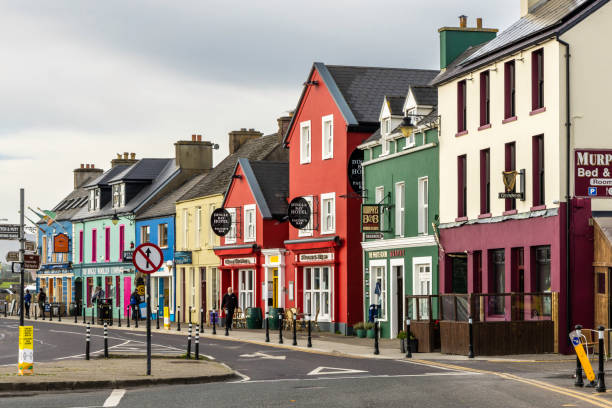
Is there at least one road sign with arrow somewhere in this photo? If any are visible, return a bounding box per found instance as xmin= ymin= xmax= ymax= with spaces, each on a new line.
xmin=132 ymin=243 xmax=163 ymax=274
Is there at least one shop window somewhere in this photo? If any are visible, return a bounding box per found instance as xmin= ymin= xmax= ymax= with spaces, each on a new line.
xmin=532 ymin=49 xmax=544 ymax=111
xmin=300 ymin=121 xmax=311 ymax=164
xmin=504 ymin=60 xmax=516 ymax=119
xmin=598 ymin=273 xmax=606 ymax=295
xmin=304 ymin=266 xmax=331 ymax=320
xmin=321 ymin=193 xmax=335 ymax=234
xmin=451 ymin=255 xmax=468 ymax=294
xmin=457 ymin=80 xmax=467 ymax=132
xmin=534 ymin=245 xmax=551 ymax=316
xmin=480 ymin=149 xmax=490 ymax=214
xmin=159 ymin=223 xmax=168 ymax=248
xmin=371 ymin=265 xmax=387 ymax=320
xmin=490 ymin=249 xmax=505 ymax=315
xmin=322 ymin=114 xmax=333 ymax=159
xmin=505 ymin=142 xmax=516 ymax=211
xmin=418 ymin=178 xmax=428 ymax=235
xmin=532 ymin=135 xmax=545 ymax=206
xmin=239 ymin=269 xmax=254 ymax=309
xmin=480 ymin=70 xmax=490 ymax=126
xmin=141 ymin=225 xmax=150 ymax=243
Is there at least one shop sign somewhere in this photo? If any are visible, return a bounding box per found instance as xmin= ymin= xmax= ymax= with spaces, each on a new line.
xmin=174 ymin=251 xmax=192 ymax=265
xmin=81 ymin=266 xmax=124 ymax=276
xmin=575 ymin=149 xmax=612 ymax=197
xmin=224 ymin=257 xmax=256 ymax=266
xmin=364 ymin=232 xmax=383 ymax=240
xmin=23 ymin=254 xmax=40 ymax=270
xmin=369 ymin=251 xmax=387 ymax=259
xmin=40 ymin=263 xmax=71 ymax=271
xmin=288 ymin=197 xmax=311 ymax=229
xmin=361 ymin=204 xmax=381 ymax=232
xmin=298 ymin=253 xmax=334 ymax=263
xmin=211 ymin=208 xmax=232 ymax=236
xmin=498 ymin=169 xmax=525 ymax=200
xmin=53 ymin=233 xmax=69 ymax=253
xmin=348 ymin=148 xmax=364 ymax=194
xmin=5 ymin=251 xmax=19 ymax=262
xmin=390 ymin=249 xmax=404 ymax=257
xmin=122 ymin=250 xmax=134 ymax=262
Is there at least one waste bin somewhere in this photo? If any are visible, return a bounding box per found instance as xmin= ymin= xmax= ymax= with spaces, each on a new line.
xmin=69 ymin=302 xmax=77 ymax=316
xmin=246 ymin=307 xmax=262 ymax=329
xmin=97 ymin=298 xmax=113 ymax=325
xmin=268 ymin=307 xmax=284 ymax=330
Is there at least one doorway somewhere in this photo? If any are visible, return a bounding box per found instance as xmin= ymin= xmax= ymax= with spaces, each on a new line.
xmin=272 ymin=269 xmax=279 ymax=308
xmin=74 ymin=278 xmax=83 ymax=315
xmin=393 ymin=264 xmax=403 ymax=337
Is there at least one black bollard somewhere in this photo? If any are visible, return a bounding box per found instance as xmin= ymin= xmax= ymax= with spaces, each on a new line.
xmin=292 ymin=314 xmax=297 ymax=346
xmin=195 ymin=326 xmax=200 ymax=360
xmin=212 ymin=311 xmax=217 ymax=335
xmin=118 ymin=308 xmax=121 ymax=327
xmin=189 ymin=306 xmax=192 ymax=325
xmin=49 ymin=304 xmax=53 ymax=321
xmin=575 ymin=325 xmax=584 ymax=387
xmin=104 ymin=322 xmax=108 ymax=358
xmin=187 ymin=323 xmax=192 ymax=358
xmin=85 ymin=324 xmax=91 ymax=360
xmin=405 ymin=319 xmax=411 ymax=358
xmin=58 ymin=305 xmax=61 ymax=322
xmin=91 ymin=305 xmax=94 ymax=325
xmin=265 ymin=313 xmax=270 ymax=342
xmin=156 ymin=308 xmax=160 ymax=330
xmin=83 ymin=304 xmax=86 ymax=324
xmin=200 ymin=308 xmax=204 ymax=334
xmin=127 ymin=306 xmax=131 ymax=328
xmin=597 ymin=326 xmax=607 ymax=392
xmin=307 ymin=314 xmax=312 ymax=348
xmin=279 ymin=314 xmax=284 ymax=344
xmin=468 ymin=316 xmax=474 ymax=358
xmin=177 ymin=306 xmax=181 ymax=331
xmin=4 ymin=301 xmax=7 ymax=318
xmin=225 ymin=316 xmax=229 ymax=336
xmin=74 ymin=306 xmax=77 ymax=323
xmin=42 ymin=303 xmax=45 ymax=320
xmin=135 ymin=306 xmax=139 ymax=329
xmin=34 ymin=304 xmax=37 ymax=321
xmin=374 ymin=320 xmax=380 ymax=355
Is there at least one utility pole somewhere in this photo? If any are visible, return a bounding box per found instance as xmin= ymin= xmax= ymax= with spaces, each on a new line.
xmin=19 ymin=188 xmax=25 ymax=327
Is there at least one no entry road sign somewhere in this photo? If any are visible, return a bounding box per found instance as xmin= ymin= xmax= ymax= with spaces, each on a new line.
xmin=132 ymin=243 xmax=164 ymax=274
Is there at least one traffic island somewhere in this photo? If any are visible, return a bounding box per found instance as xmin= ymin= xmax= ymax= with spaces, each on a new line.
xmin=0 ymin=356 xmax=237 ymax=392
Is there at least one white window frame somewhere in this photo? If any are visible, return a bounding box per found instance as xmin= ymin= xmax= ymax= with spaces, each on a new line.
xmin=298 ymin=196 xmax=314 ymax=237
xmin=182 ymin=208 xmax=189 ymax=249
xmin=381 ymin=137 xmax=390 ymax=156
xmin=225 ymin=207 xmax=237 ymax=244
xmin=195 ymin=206 xmax=202 ymax=249
xmin=321 ymin=114 xmax=333 ymax=160
xmin=158 ymin=223 xmax=168 ymax=248
xmin=418 ymin=177 xmax=429 ymax=235
xmin=120 ymin=183 xmax=125 ymax=207
xmin=141 ymin=225 xmax=150 ymax=243
xmin=375 ymin=186 xmax=385 ymax=232
xmin=383 ymin=118 xmax=391 ymax=135
xmin=395 ymin=182 xmax=405 ymax=237
xmin=300 ymin=120 xmax=311 ymax=164
xmin=370 ymin=259 xmax=387 ymax=321
xmin=244 ymin=204 xmax=256 ymax=242
xmin=303 ymin=266 xmax=332 ymax=321
xmin=239 ymin=269 xmax=255 ymax=309
xmin=412 ymin=257 xmax=433 ymax=320
xmin=320 ymin=193 xmax=335 ymax=235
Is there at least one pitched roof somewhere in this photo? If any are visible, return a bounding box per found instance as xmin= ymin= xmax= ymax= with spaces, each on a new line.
xmin=83 ymin=164 xmax=130 ymax=188
xmin=49 ymin=187 xmax=90 ymax=222
xmin=385 ymin=96 xmax=405 ymax=116
xmin=108 ymin=158 xmax=171 ymax=183
xmin=432 ymin=0 xmax=608 ymax=85
xmin=410 ymin=86 xmax=438 ymax=107
xmin=178 ymin=133 xmax=284 ymax=202
xmin=225 ymin=159 xmax=288 ymax=220
xmin=135 ymin=172 xmax=207 ymax=220
xmin=361 ymin=128 xmax=382 ymax=145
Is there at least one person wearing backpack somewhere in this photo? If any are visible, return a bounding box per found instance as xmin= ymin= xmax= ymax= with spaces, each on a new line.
xmin=130 ymin=290 xmax=140 ymax=321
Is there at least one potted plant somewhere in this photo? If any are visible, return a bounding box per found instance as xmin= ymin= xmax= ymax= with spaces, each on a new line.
xmin=365 ymin=322 xmax=376 ymax=338
xmin=353 ymin=322 xmax=366 ymax=338
xmin=397 ymin=330 xmax=407 ymax=353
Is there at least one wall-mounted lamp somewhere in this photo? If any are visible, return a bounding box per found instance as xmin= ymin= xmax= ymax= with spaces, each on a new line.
xmin=111 ymin=211 xmax=119 ymax=226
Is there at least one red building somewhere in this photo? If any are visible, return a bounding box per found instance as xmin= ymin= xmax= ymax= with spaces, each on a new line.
xmin=214 ymin=159 xmax=289 ymax=318
xmin=283 ymin=63 xmax=438 ymax=334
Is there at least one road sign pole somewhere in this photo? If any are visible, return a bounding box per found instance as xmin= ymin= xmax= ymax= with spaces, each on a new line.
xmin=146 ymin=274 xmax=152 ymax=375
xmin=19 ymin=188 xmax=25 ymax=327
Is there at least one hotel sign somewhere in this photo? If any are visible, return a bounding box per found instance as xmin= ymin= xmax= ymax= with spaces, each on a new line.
xmin=361 ymin=204 xmax=381 ymax=232
xmin=575 ymin=149 xmax=612 ymax=197
xmin=224 ymin=257 xmax=256 ymax=266
xmin=298 ymin=253 xmax=334 ymax=263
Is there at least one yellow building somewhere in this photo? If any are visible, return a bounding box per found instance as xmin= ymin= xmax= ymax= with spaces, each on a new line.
xmin=174 ymin=124 xmax=289 ymax=324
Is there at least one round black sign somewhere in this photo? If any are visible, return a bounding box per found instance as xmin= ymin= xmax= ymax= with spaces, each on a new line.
xmin=288 ymin=197 xmax=311 ymax=229
xmin=348 ymin=148 xmax=364 ymax=194
xmin=210 ymin=208 xmax=232 ymax=236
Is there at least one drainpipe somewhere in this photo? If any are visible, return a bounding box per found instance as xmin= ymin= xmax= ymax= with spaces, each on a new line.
xmin=557 ymin=37 xmax=571 ymax=337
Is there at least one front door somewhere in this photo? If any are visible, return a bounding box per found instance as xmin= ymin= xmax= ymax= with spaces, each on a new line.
xmin=273 ymin=269 xmax=279 ymax=308
xmin=395 ymin=266 xmax=403 ymax=335
xmin=123 ymin=277 xmax=131 ymax=317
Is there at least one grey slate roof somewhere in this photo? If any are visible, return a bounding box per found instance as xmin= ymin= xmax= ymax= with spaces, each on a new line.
xmin=248 ymin=160 xmax=289 ymax=218
xmin=386 ymin=96 xmax=405 ymax=116
xmin=49 ymin=187 xmax=91 ymax=222
xmin=432 ymin=0 xmax=607 ymax=85
xmin=324 ymin=65 xmax=439 ymax=124
xmin=136 ymin=172 xmax=208 ymax=220
xmin=411 ymin=86 xmax=438 ymax=107
xmin=362 ymin=128 xmax=382 ymax=145
xmin=72 ymin=158 xmax=179 ymax=221
xmin=178 ymin=133 xmax=284 ymax=202
xmin=83 ymin=165 xmax=130 ymax=188
xmin=108 ymin=158 xmax=171 ymax=183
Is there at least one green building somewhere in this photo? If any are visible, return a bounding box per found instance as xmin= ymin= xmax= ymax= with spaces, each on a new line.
xmin=359 ymin=86 xmax=439 ymax=339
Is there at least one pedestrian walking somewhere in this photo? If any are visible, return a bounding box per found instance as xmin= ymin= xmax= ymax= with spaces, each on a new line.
xmin=37 ymin=289 xmax=46 ymax=317
xmin=130 ymin=290 xmax=140 ymax=321
xmin=221 ymin=287 xmax=237 ymax=331
xmin=24 ymin=290 xmax=31 ymax=318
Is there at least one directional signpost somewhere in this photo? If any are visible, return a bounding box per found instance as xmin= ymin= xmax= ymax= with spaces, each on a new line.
xmin=6 ymin=251 xmax=19 ymax=262
xmin=23 ymin=254 xmax=40 ymax=270
xmin=132 ymin=242 xmax=164 ymax=376
xmin=0 ymin=224 xmax=19 ymax=240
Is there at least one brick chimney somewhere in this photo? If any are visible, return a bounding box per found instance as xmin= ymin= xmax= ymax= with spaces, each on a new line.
xmin=174 ymin=134 xmax=214 ymax=172
xmin=228 ymin=128 xmax=263 ymax=154
xmin=277 ymin=113 xmax=293 ymax=144
xmin=111 ymin=152 xmax=138 ymax=168
xmin=438 ymin=16 xmax=498 ymax=69
xmin=521 ymin=0 xmax=546 ymax=17
xmin=74 ymin=163 xmax=103 ymax=189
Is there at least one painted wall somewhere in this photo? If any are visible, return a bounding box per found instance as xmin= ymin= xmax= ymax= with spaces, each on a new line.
xmin=135 ymin=216 xmax=175 ymax=262
xmin=73 ymin=216 xmax=135 ymax=266
xmin=38 ymin=221 xmax=72 ymax=264
xmin=437 ymin=39 xmax=562 ymax=223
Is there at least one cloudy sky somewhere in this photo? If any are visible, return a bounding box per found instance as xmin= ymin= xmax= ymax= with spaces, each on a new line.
xmin=0 ymin=0 xmax=517 ymax=236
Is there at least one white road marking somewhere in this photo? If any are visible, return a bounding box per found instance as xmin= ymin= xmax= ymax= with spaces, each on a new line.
xmin=307 ymin=366 xmax=367 ymax=376
xmin=239 ymin=352 xmax=286 ymax=360
xmin=238 ymin=372 xmax=479 ymax=384
xmin=103 ymin=389 xmax=126 ymax=407
xmin=397 ymin=359 xmax=472 ymax=373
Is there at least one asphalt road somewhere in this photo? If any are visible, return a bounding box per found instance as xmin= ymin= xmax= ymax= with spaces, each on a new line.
xmin=1 ymin=318 xmax=612 ymax=407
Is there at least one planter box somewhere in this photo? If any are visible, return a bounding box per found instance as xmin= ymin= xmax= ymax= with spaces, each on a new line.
xmin=366 ymin=329 xmax=376 ymax=339
xmin=356 ymin=329 xmax=366 ymax=338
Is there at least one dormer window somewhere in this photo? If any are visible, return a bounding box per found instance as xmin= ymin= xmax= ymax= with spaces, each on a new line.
xmin=112 ymin=184 xmax=125 ymax=208
xmin=382 ymin=118 xmax=391 ymax=135
xmin=89 ymin=189 xmax=100 ymax=212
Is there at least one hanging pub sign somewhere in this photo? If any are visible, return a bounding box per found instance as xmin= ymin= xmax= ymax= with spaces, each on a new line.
xmin=575 ymin=149 xmax=612 ymax=197
xmin=348 ymin=148 xmax=364 ymax=194
xmin=53 ymin=233 xmax=69 ymax=253
xmin=498 ymin=169 xmax=525 ymax=200
xmin=361 ymin=204 xmax=381 ymax=232
xmin=288 ymin=197 xmax=311 ymax=229
xmin=211 ymin=208 xmax=232 ymax=236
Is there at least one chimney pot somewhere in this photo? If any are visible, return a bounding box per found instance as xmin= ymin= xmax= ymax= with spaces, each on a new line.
xmin=131 ymin=153 xmax=136 ymax=159
xmin=197 ymin=135 xmax=202 ymax=142
xmin=241 ymin=128 xmax=246 ymax=131
xmin=459 ymin=15 xmax=467 ymax=28
xmin=117 ymin=153 xmax=122 ymax=159
xmin=476 ymin=18 xmax=482 ymax=29
xmin=80 ymin=163 xmax=84 ymax=168
xmin=91 ymin=164 xmax=95 ymax=168
xmin=192 ymin=134 xmax=197 ymax=141
xmin=123 ymin=152 xmax=129 ymax=159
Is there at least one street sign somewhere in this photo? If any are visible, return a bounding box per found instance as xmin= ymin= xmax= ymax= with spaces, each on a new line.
xmin=132 ymin=243 xmax=164 ymax=274
xmin=18 ymin=326 xmax=34 ymax=376
xmin=287 ymin=197 xmax=311 ymax=229
xmin=348 ymin=148 xmax=364 ymax=194
xmin=25 ymin=241 xmax=35 ymax=252
xmin=6 ymin=251 xmax=19 ymax=262
xmin=210 ymin=208 xmax=231 ymax=236
xmin=569 ymin=330 xmax=595 ymax=382
xmin=0 ymin=224 xmax=20 ymax=240
xmin=12 ymin=262 xmax=22 ymax=274
xmin=23 ymin=254 xmax=40 ymax=270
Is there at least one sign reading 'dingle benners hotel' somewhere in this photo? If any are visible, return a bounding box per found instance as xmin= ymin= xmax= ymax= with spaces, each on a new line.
xmin=575 ymin=149 xmax=612 ymax=197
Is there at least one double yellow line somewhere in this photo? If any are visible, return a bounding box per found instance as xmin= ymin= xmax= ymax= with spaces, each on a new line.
xmin=410 ymin=359 xmax=612 ymax=408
